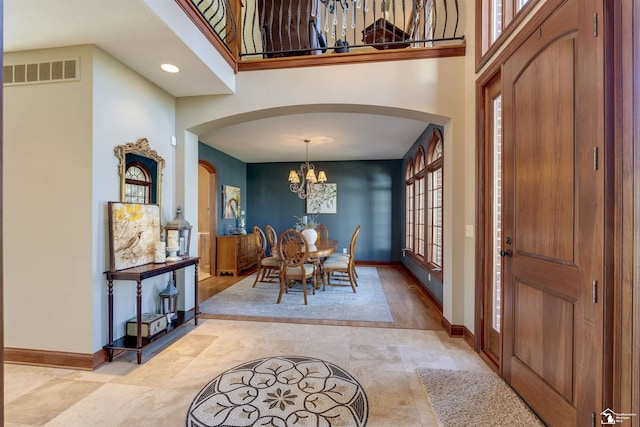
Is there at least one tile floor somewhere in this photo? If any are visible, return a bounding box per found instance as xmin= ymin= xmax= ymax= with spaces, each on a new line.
xmin=4 ymin=319 xmax=491 ymax=426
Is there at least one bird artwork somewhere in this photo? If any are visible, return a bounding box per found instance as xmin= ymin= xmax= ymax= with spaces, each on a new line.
xmin=109 ymin=202 xmax=160 ymax=270
xmin=116 ymin=230 xmax=144 ymax=254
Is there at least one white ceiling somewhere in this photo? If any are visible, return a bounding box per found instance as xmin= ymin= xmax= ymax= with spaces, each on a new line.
xmin=4 ymin=0 xmax=429 ymax=163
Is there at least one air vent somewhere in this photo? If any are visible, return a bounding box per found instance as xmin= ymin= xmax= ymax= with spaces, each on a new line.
xmin=4 ymin=58 xmax=79 ymax=86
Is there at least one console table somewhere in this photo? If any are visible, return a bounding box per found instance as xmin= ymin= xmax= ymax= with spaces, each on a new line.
xmin=104 ymin=257 xmax=199 ymax=364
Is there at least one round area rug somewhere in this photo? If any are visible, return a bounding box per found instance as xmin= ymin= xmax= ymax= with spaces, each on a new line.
xmin=186 ymin=356 xmax=368 ymax=427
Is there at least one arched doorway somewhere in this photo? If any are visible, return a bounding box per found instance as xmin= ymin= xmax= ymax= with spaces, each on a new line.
xmin=198 ymin=161 xmax=217 ymax=279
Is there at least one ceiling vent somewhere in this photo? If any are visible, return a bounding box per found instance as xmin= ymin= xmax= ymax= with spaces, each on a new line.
xmin=3 ymin=58 xmax=79 ymax=86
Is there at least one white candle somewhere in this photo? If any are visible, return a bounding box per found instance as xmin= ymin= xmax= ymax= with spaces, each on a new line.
xmin=303 ymin=215 xmax=308 ymax=225
xmin=167 ymin=230 xmax=178 ymax=248
xmin=154 ymin=241 xmax=166 ymax=263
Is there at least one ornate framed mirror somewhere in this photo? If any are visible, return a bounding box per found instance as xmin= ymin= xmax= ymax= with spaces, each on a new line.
xmin=114 ymin=137 xmax=165 ymax=213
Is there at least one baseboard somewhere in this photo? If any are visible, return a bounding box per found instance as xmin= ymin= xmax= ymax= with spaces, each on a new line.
xmin=463 ymin=326 xmax=475 ymax=349
xmin=354 ymin=260 xmax=395 ymax=266
xmin=441 ymin=316 xmax=464 ymax=337
xmin=5 ymin=347 xmax=102 ymax=370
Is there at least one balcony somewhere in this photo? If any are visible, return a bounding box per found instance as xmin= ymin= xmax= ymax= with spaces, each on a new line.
xmin=178 ymin=0 xmax=465 ymax=71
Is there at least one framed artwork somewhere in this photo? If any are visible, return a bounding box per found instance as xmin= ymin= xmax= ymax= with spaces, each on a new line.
xmin=306 ymin=183 xmax=337 ymax=214
xmin=108 ymin=202 xmax=160 ymax=271
xmin=223 ymin=185 xmax=241 ymax=219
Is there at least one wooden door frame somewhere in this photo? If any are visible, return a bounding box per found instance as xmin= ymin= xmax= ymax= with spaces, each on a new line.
xmin=198 ymin=161 xmax=218 ymax=277
xmin=475 ymin=68 xmax=503 ymax=372
xmin=610 ymin=0 xmax=640 ymax=420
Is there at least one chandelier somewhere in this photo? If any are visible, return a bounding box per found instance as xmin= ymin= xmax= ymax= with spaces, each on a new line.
xmin=288 ymin=139 xmax=327 ymax=199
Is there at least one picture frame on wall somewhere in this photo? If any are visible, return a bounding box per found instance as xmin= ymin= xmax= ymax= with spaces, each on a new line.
xmin=108 ymin=202 xmax=160 ymax=271
xmin=223 ymin=185 xmax=241 ymax=219
xmin=306 ymin=183 xmax=337 ymax=214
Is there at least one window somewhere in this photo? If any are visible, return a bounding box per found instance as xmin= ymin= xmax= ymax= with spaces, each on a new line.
xmin=125 ymin=162 xmax=152 ymax=204
xmin=476 ymin=0 xmax=540 ymax=70
xmin=404 ymin=129 xmax=443 ymax=276
xmin=405 ymin=159 xmax=414 ymax=251
xmin=426 ymin=131 xmax=443 ymax=269
xmin=414 ymin=148 xmax=426 ymax=258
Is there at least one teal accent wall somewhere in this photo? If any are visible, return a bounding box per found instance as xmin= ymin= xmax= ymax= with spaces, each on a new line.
xmin=247 ymin=160 xmax=403 ymax=261
xmin=198 ymin=144 xmax=247 ymax=235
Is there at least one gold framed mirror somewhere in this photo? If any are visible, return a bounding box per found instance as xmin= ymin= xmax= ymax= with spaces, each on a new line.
xmin=114 ymin=137 xmax=165 ymax=215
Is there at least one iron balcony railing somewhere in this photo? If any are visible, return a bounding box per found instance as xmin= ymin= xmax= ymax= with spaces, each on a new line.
xmin=185 ymin=0 xmax=463 ymax=60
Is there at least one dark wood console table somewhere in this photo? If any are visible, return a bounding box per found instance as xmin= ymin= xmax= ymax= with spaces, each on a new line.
xmin=104 ymin=257 xmax=199 ymax=364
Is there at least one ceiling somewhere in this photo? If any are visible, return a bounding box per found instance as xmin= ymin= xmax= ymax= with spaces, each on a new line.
xmin=4 ymin=0 xmax=429 ymax=163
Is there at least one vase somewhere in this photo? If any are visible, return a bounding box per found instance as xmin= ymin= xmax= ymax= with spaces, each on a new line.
xmin=301 ymin=228 xmax=318 ymax=246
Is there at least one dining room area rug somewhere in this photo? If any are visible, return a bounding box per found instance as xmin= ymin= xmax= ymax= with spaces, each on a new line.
xmin=199 ymin=267 xmax=394 ymax=323
xmin=416 ymin=368 xmax=544 ymax=426
xmin=186 ymin=356 xmax=369 ymax=427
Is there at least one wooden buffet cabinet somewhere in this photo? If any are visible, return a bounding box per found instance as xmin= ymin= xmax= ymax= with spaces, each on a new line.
xmin=216 ymin=234 xmax=257 ymax=275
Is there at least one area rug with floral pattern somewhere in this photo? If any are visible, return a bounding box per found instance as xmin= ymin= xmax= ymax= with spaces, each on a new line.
xmin=186 ymin=356 xmax=368 ymax=427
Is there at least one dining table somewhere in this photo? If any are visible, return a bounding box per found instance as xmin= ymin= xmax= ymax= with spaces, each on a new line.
xmin=307 ymin=239 xmax=339 ymax=258
xmin=306 ymin=239 xmax=338 ymax=289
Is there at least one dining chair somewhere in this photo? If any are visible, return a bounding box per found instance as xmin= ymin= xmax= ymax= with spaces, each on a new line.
xmin=324 ymin=225 xmax=360 ymax=292
xmin=327 ymin=224 xmax=360 ymax=280
xmin=265 ymin=224 xmax=279 ymax=258
xmin=252 ymin=226 xmax=281 ymax=287
xmin=277 ymin=228 xmax=317 ymax=305
xmin=314 ymin=223 xmax=329 ymax=242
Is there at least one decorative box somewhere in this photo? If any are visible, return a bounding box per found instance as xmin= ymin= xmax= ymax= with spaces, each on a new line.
xmin=362 ymin=18 xmax=411 ymax=50
xmin=126 ymin=313 xmax=168 ymax=338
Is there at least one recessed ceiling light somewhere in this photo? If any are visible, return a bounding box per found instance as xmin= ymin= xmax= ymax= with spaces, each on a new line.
xmin=161 ymin=63 xmax=180 ymax=73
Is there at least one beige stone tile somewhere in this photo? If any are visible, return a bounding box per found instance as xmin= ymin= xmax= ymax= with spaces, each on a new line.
xmin=305 ymin=323 xmax=353 ymax=343
xmin=399 ymin=345 xmax=458 ymax=372
xmin=5 ymin=378 xmax=103 ymax=425
xmin=349 ymin=344 xmax=404 ymax=371
xmin=408 ymin=370 xmax=438 ymax=419
xmin=65 ymin=360 xmax=138 ymax=383
xmin=350 ymin=327 xmax=401 ymax=346
xmin=417 ymin=408 xmax=441 ymax=426
xmin=240 ymin=337 xmax=305 ymax=360
xmin=350 ymin=369 xmax=417 ymax=410
xmin=108 ymin=354 xmax=194 ymax=387
xmin=159 ymin=332 xmax=218 ymax=358
xmin=300 ymin=337 xmax=351 ymax=368
xmin=45 ymin=383 xmax=155 ymax=427
xmin=4 ymin=365 xmax=74 ymax=404
xmin=367 ymin=405 xmax=426 ymax=427
xmin=118 ymin=386 xmax=195 ymax=426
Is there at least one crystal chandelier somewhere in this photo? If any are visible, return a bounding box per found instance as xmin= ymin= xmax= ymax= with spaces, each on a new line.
xmin=288 ymin=139 xmax=327 ymax=199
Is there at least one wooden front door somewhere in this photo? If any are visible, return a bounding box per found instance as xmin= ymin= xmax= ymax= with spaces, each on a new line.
xmin=501 ymin=1 xmax=604 ymax=426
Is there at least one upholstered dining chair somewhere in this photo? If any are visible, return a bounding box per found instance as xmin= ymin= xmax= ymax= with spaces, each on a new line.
xmin=265 ymin=224 xmax=278 ymax=258
xmin=324 ymin=225 xmax=360 ymax=292
xmin=252 ymin=226 xmax=281 ymax=287
xmin=277 ymin=229 xmax=317 ymax=305
xmin=314 ymin=223 xmax=329 ymax=242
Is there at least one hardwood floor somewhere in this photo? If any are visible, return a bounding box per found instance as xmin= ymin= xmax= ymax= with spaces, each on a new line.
xmin=198 ymin=264 xmax=444 ymax=330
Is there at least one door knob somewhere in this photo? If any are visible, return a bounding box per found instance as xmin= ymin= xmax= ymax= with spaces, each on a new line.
xmin=500 ymin=249 xmax=513 ymax=257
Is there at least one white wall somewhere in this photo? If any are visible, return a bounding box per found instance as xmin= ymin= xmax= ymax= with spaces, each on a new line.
xmin=91 ymin=47 xmax=178 ymax=353
xmin=4 ymin=45 xmax=179 ymax=355
xmin=4 ymin=46 xmax=95 ymax=353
